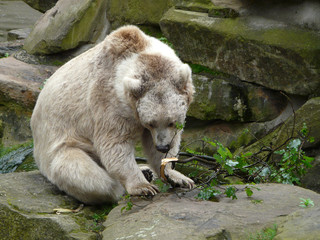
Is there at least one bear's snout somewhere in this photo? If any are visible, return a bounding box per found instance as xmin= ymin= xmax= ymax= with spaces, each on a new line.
xmin=156 ymin=144 xmax=170 ymax=153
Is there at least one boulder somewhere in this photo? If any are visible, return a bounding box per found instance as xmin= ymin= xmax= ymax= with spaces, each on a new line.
xmin=0 ymin=56 xmax=56 ymax=108
xmin=24 ymin=0 xmax=109 ymax=54
xmin=188 ymin=73 xmax=287 ymax=122
xmin=0 ymin=171 xmax=101 ymax=240
xmin=0 ymin=56 xmax=57 ymax=146
xmin=7 ymin=28 xmax=31 ymax=41
xmin=103 ymin=184 xmax=320 ymax=239
xmin=23 ymin=0 xmax=58 ymax=13
xmin=160 ymin=8 xmax=320 ymax=96
xmin=106 ymin=0 xmax=173 ymax=27
xmin=0 ymin=1 xmax=42 ymax=42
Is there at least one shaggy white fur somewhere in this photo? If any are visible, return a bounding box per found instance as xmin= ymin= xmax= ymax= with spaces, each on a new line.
xmin=31 ymin=25 xmax=195 ymax=204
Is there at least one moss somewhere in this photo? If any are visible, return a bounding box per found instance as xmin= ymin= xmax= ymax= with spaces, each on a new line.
xmin=61 ymin=0 xmax=106 ymax=50
xmin=0 ymin=140 xmax=33 ymax=158
xmin=189 ymin=63 xmax=223 ymax=76
xmin=0 ymin=205 xmax=70 ymax=240
xmin=108 ymin=0 xmax=174 ymax=26
xmin=15 ymin=153 xmax=38 ymax=172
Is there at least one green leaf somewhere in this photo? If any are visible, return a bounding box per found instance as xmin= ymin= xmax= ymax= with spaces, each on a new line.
xmin=225 ymin=186 xmax=237 ymax=200
xmin=245 ymin=187 xmax=253 ymax=197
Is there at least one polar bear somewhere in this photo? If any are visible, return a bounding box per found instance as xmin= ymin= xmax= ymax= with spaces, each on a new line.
xmin=31 ymin=25 xmax=195 ymax=204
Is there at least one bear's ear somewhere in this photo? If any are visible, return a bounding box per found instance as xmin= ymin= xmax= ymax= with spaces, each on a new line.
xmin=123 ymin=77 xmax=143 ymax=99
xmin=108 ymin=26 xmax=149 ymax=58
xmin=178 ymin=64 xmax=195 ymax=105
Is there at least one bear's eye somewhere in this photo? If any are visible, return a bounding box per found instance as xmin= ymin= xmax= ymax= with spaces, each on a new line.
xmin=168 ymin=122 xmax=175 ymax=128
xmin=148 ymin=123 xmax=155 ymax=128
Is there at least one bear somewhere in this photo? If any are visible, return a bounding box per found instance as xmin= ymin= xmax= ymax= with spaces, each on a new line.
xmin=31 ymin=25 xmax=195 ymax=204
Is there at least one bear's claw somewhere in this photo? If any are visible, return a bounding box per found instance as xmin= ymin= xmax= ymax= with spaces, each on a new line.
xmin=127 ymin=183 xmax=159 ymax=196
xmin=165 ymin=169 xmax=195 ymax=189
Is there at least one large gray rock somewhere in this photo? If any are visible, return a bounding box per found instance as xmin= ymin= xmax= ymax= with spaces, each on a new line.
xmin=0 ymin=171 xmax=100 ymax=240
xmin=0 ymin=1 xmax=42 ymax=42
xmin=189 ymin=74 xmax=287 ymax=122
xmin=160 ymin=8 xmax=320 ymax=96
xmin=103 ymin=184 xmax=320 ymax=239
xmin=24 ymin=0 xmax=109 ymax=54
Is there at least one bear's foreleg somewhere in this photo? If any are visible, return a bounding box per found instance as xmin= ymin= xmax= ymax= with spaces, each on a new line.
xmin=142 ymin=129 xmax=195 ymax=189
xmin=98 ymin=142 xmax=159 ymax=196
xmin=49 ymin=146 xmax=125 ymax=204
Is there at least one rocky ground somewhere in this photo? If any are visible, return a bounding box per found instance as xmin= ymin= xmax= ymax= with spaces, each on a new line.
xmin=0 ymin=171 xmax=319 ymax=240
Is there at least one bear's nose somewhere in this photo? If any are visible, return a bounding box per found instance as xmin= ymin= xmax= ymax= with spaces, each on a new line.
xmin=156 ymin=144 xmax=170 ymax=153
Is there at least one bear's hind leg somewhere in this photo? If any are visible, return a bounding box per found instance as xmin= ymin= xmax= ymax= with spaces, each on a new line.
xmin=49 ymin=147 xmax=124 ymax=204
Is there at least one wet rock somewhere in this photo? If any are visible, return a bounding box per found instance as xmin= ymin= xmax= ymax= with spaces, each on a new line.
xmin=24 ymin=0 xmax=109 ymax=54
xmin=0 ymin=171 xmax=100 ymax=240
xmin=160 ymin=8 xmax=320 ymax=96
xmin=103 ymin=184 xmax=320 ymax=239
xmin=188 ymin=73 xmax=287 ymax=122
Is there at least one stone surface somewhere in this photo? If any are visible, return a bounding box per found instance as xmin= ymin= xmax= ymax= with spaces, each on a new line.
xmin=23 ymin=0 xmax=58 ymax=13
xmin=183 ymin=95 xmax=305 ymax=153
xmin=107 ymin=0 xmax=173 ymax=27
xmin=160 ymin=8 xmax=320 ymax=96
xmin=7 ymin=28 xmax=31 ymax=41
xmin=0 ymin=56 xmax=57 ymax=146
xmin=0 ymin=171 xmax=100 ymax=240
xmin=24 ymin=0 xmax=109 ymax=54
xmin=301 ymin=154 xmax=320 ymax=193
xmin=0 ymin=1 xmax=42 ymax=42
xmin=243 ymin=97 xmax=320 ymax=154
xmin=188 ymin=73 xmax=287 ymax=122
xmin=103 ymin=184 xmax=320 ymax=240
xmin=0 ymin=56 xmax=56 ymax=108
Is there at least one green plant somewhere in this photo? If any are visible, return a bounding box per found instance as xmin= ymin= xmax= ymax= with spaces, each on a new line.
xmin=121 ymin=194 xmax=133 ymax=212
xmin=158 ymin=36 xmax=174 ymax=48
xmin=299 ymin=198 xmax=314 ymax=208
xmin=180 ymin=124 xmax=314 ymax=202
xmin=248 ymin=224 xmax=278 ymax=240
xmin=90 ymin=204 xmax=116 ymax=233
xmin=153 ymin=178 xmax=170 ymax=193
xmin=273 ymin=138 xmax=314 ymax=184
xmin=39 ymin=79 xmax=48 ymax=90
xmin=0 ymin=53 xmax=9 ymax=58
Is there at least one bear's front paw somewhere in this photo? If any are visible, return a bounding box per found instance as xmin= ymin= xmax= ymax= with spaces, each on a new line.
xmin=165 ymin=169 xmax=195 ymax=189
xmin=127 ymin=182 xmax=159 ymax=196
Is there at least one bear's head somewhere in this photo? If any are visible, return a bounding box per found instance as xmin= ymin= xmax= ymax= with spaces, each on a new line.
xmin=113 ymin=26 xmax=194 ymax=153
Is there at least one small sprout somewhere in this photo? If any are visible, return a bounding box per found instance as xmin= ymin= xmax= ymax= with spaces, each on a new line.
xmin=121 ymin=194 xmax=133 ymax=212
xmin=299 ymin=198 xmax=314 ymax=208
xmin=251 ymin=199 xmax=263 ymax=204
xmin=175 ymin=122 xmax=184 ymax=130
xmin=245 ymin=187 xmax=253 ymax=197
